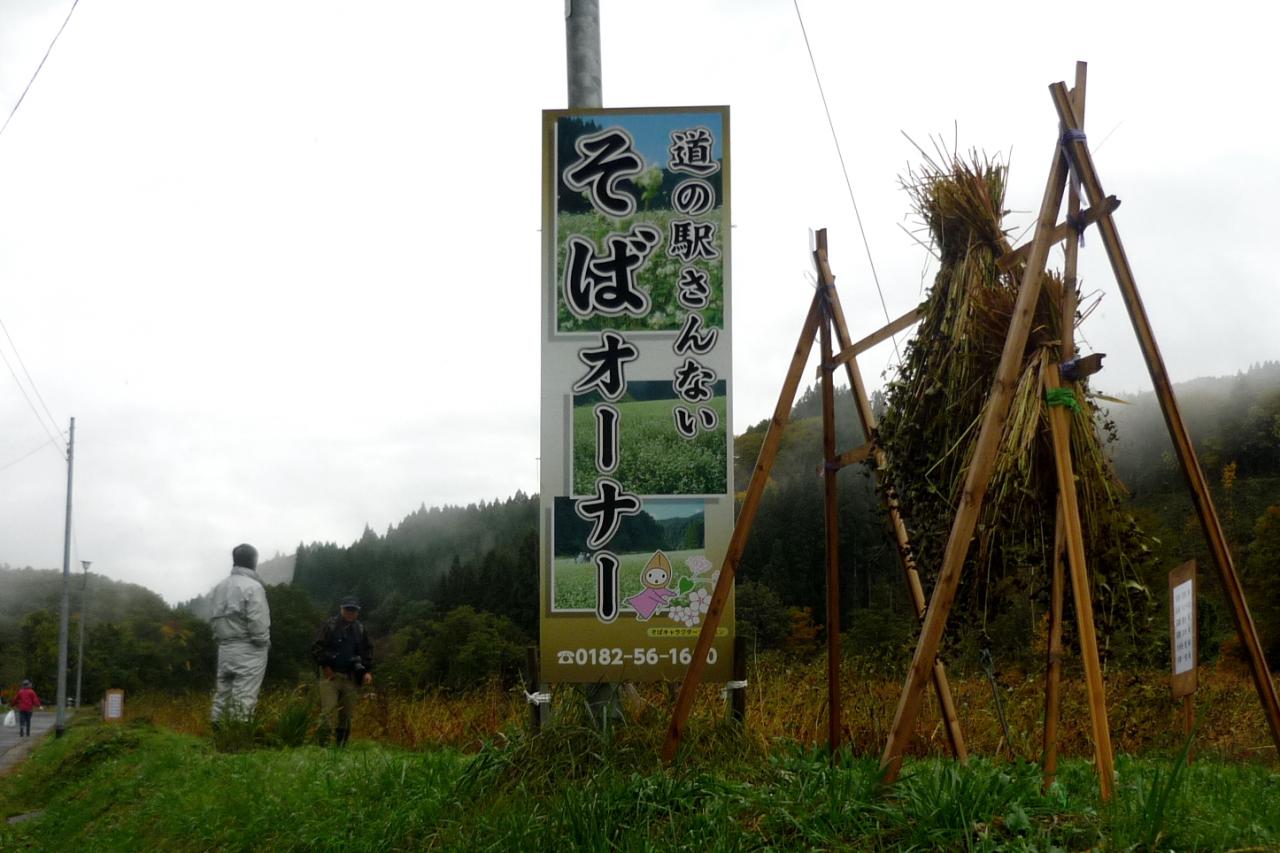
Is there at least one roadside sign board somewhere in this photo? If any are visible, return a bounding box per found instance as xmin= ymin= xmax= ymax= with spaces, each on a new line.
xmin=1169 ymin=560 xmax=1197 ymax=697
xmin=539 ymin=106 xmax=734 ymax=682
xmin=103 ymin=689 xmax=124 ymax=722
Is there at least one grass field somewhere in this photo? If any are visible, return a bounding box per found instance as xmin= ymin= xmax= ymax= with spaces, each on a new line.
xmin=4 ymin=709 xmax=1279 ymax=850
xmin=5 ymin=657 xmax=1279 ymax=849
xmin=572 ymin=396 xmax=728 ymax=496
xmin=553 ymin=548 xmax=709 ymax=612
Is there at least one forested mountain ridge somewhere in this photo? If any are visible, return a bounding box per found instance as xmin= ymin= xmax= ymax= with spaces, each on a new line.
xmin=5 ymin=365 xmax=1276 ymax=697
xmin=1106 ymin=360 xmax=1280 ymax=495
xmin=291 ymin=493 xmax=538 ymax=636
xmin=225 ymin=363 xmax=1280 ymax=672
xmin=0 ymin=565 xmax=208 ymax=698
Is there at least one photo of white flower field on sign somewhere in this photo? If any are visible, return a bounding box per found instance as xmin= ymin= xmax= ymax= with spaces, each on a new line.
xmin=552 ymin=497 xmax=718 ymax=626
xmin=554 ymin=113 xmax=726 ymax=335
xmin=572 ymin=381 xmax=728 ymax=496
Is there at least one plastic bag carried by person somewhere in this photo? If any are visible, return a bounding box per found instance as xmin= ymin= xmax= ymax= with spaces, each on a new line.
xmin=3 ymin=709 xmax=15 ymax=727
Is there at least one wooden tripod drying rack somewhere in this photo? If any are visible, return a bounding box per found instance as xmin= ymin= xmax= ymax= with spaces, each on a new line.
xmin=659 ymin=225 xmax=968 ymax=763
xmin=662 ymin=63 xmax=1280 ymax=802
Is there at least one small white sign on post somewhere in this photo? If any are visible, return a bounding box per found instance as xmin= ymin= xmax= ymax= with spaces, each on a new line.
xmin=1168 ymin=560 xmax=1197 ymax=698
xmin=1172 ymin=580 xmax=1194 ymax=674
xmin=103 ymin=689 xmax=124 ymax=722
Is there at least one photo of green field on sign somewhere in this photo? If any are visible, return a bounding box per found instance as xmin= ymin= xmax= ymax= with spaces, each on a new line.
xmin=552 ymin=497 xmax=716 ymax=625
xmin=572 ymin=381 xmax=727 ymax=496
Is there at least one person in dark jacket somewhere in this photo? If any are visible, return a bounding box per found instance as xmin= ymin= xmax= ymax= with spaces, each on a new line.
xmin=311 ymin=597 xmax=373 ymax=746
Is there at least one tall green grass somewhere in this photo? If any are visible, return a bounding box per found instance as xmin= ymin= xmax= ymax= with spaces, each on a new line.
xmin=4 ymin=710 xmax=1279 ymax=850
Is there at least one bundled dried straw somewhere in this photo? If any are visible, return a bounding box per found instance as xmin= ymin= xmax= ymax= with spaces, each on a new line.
xmin=877 ymin=151 xmax=1156 ymax=661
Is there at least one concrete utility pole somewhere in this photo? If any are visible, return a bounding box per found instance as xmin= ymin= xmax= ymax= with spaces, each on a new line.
xmin=76 ymin=559 xmax=92 ymax=709
xmin=55 ymin=417 xmax=75 ymax=737
xmin=566 ymin=0 xmax=602 ymax=108
xmin=566 ymin=0 xmax=619 ymax=726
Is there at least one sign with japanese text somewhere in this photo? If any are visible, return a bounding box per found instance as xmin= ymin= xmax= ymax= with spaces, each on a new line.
xmin=103 ymin=689 xmax=125 ymax=722
xmin=1169 ymin=560 xmax=1197 ymax=697
xmin=539 ymin=106 xmax=734 ymax=682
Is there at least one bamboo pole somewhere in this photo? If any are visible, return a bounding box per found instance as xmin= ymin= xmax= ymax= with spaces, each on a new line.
xmin=827 ymin=306 xmax=922 ymax=371
xmin=662 ymin=290 xmax=824 ymax=763
xmin=1042 ymin=497 xmax=1066 ymax=789
xmin=1061 ymin=62 xmax=1086 ymax=364
xmin=820 ymin=299 xmax=842 ymax=753
xmin=1050 ymin=80 xmax=1280 ymax=756
xmin=834 ymin=442 xmax=874 ymax=469
xmin=816 ymin=241 xmax=969 ymax=762
xmin=1044 ymin=62 xmax=1087 ymax=791
xmin=1044 ymin=362 xmax=1115 ymax=801
xmin=879 ymin=139 xmax=1070 ymax=782
xmin=997 ymin=196 xmax=1118 ymax=272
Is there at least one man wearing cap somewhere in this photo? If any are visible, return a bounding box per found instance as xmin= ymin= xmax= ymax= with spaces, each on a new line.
xmin=208 ymin=543 xmax=271 ymax=726
xmin=310 ymin=597 xmax=373 ymax=747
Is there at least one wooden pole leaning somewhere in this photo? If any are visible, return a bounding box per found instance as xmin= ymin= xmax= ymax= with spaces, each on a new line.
xmin=1060 ymin=62 xmax=1087 ymax=365
xmin=820 ymin=290 xmax=843 ymax=753
xmin=816 ymin=266 xmax=968 ymax=762
xmin=1044 ymin=361 xmax=1116 ymax=801
xmin=1043 ymin=61 xmax=1087 ymax=791
xmin=1050 ymin=81 xmax=1280 ymax=756
xmin=1042 ymin=497 xmax=1067 ymax=788
xmin=878 ymin=139 xmax=1071 ymax=783
xmin=661 ymin=291 xmax=825 ymax=763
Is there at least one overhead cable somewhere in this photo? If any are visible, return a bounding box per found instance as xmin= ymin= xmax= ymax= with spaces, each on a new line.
xmin=792 ymin=0 xmax=900 ymax=365
xmin=0 ymin=315 xmax=63 ymax=437
xmin=0 ymin=0 xmax=83 ymax=141
xmin=1 ymin=344 xmax=64 ymax=455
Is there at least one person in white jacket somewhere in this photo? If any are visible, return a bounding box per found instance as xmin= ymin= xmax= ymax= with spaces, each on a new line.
xmin=209 ymin=543 xmax=271 ymax=726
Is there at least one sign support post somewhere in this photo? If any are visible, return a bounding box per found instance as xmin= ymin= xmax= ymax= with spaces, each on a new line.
xmin=1169 ymin=560 xmax=1197 ymax=762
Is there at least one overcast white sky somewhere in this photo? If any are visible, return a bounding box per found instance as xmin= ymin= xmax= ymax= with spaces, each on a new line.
xmin=2 ymin=1 xmax=1276 ymax=603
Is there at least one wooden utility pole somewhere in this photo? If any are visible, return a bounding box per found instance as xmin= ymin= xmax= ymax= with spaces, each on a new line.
xmin=55 ymin=416 xmax=75 ymax=737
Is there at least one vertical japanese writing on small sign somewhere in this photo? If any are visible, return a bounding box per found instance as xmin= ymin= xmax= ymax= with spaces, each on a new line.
xmin=1172 ymin=580 xmax=1194 ymax=675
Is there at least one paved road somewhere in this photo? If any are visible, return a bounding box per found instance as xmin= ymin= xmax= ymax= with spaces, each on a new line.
xmin=0 ymin=710 xmax=59 ymax=775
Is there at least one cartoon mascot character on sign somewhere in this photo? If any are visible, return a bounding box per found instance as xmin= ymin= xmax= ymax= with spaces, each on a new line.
xmin=626 ymin=551 xmax=676 ymax=621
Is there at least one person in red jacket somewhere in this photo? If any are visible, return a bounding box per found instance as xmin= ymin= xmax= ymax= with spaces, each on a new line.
xmin=14 ymin=679 xmax=42 ymax=737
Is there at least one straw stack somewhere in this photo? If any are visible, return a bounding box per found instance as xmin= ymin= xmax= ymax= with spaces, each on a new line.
xmin=877 ymin=153 xmax=1156 ymax=660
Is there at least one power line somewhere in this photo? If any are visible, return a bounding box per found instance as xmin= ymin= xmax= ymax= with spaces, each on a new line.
xmin=0 ymin=439 xmax=55 ymax=473
xmin=0 ymin=0 xmax=82 ymax=141
xmin=1 ymin=343 xmax=64 ymax=455
xmin=792 ymin=0 xmax=900 ymax=364
xmin=0 ymin=315 xmax=63 ymax=438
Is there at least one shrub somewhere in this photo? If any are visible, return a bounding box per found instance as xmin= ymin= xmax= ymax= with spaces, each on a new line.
xmin=734 ymin=580 xmax=789 ymax=650
xmin=381 ymin=606 xmax=526 ymax=693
